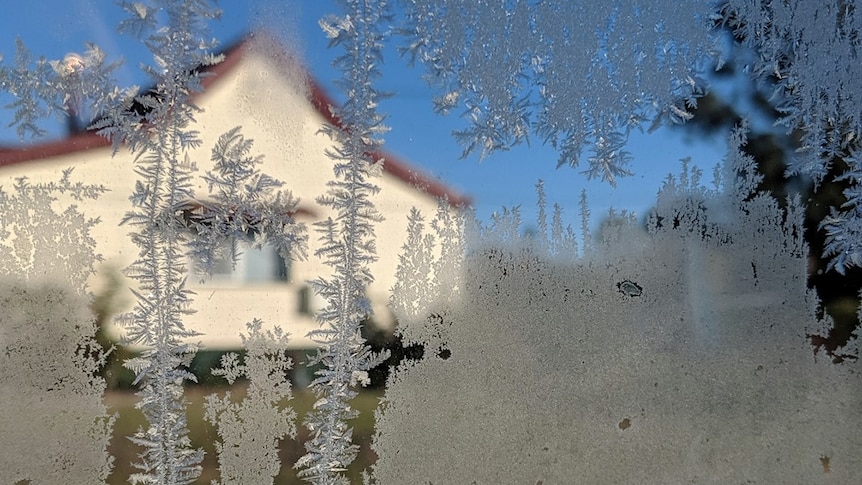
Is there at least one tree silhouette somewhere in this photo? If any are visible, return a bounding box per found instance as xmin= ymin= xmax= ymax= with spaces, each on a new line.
xmin=676 ymin=45 xmax=859 ymax=362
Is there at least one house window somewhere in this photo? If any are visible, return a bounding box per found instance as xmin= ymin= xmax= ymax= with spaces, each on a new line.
xmin=243 ymin=245 xmax=290 ymax=282
xmin=297 ymin=285 xmax=311 ymax=315
xmin=194 ymin=242 xmax=290 ymax=284
xmin=297 ymin=284 xmax=328 ymax=316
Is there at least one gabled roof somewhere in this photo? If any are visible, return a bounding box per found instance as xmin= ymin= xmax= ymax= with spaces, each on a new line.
xmin=0 ymin=32 xmax=471 ymax=207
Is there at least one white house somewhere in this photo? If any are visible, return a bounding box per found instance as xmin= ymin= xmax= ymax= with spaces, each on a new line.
xmin=0 ymin=33 xmax=469 ymax=348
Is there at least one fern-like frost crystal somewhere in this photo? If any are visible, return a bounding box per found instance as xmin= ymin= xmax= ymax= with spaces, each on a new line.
xmin=204 ymin=319 xmax=297 ymax=485
xmin=296 ymin=1 xmax=392 ymax=482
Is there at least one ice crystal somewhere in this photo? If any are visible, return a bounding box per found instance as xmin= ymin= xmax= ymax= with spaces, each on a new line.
xmin=296 ymin=1 xmax=392 ymax=482
xmin=819 ymin=144 xmax=862 ymax=274
xmin=398 ymin=0 xmax=717 ymax=176
xmin=0 ymin=39 xmax=121 ymax=138
xmin=372 ymin=127 xmax=860 ymax=483
xmin=719 ymin=0 xmax=862 ymax=186
xmin=101 ymin=2 xmax=225 ymax=483
xmin=204 ymin=320 xmax=296 ymax=485
xmin=187 ymin=126 xmax=307 ymax=280
xmin=0 ymin=281 xmax=116 ymax=484
xmin=396 ymin=1 xmax=862 ymax=273
xmin=0 ymin=173 xmax=113 ymax=483
xmin=4 ymin=2 xmax=862 ymax=483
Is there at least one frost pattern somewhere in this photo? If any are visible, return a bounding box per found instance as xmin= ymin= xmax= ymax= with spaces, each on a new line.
xmin=0 ymin=174 xmax=114 ymax=483
xmin=204 ymin=319 xmax=296 ymax=485
xmin=89 ymin=3 xmax=307 ymax=483
xmin=0 ymin=39 xmax=120 ymax=139
xmin=719 ymin=0 xmax=862 ymax=182
xmin=4 ymin=2 xmax=862 ymax=483
xmin=397 ymin=1 xmax=862 ymax=273
xmin=187 ymin=126 xmax=307 ymax=279
xmin=2 ymin=4 xmax=307 ymax=482
xmin=0 ymin=171 xmax=107 ymax=286
xmin=93 ymin=2 xmax=224 ymax=483
xmin=372 ymin=128 xmax=861 ymax=483
xmin=296 ymin=1 xmax=391 ymax=481
xmin=398 ymin=0 xmax=718 ymax=183
xmin=819 ymin=144 xmax=862 ymax=274
xmin=718 ymin=0 xmax=862 ymax=274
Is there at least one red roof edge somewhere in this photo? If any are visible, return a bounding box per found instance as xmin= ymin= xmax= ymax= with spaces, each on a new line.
xmin=234 ymin=32 xmax=472 ymax=207
xmin=0 ymin=131 xmax=109 ymax=166
xmin=0 ymin=32 xmax=471 ymax=207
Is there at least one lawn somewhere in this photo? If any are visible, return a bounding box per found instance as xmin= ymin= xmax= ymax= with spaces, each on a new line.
xmin=104 ymin=385 xmax=384 ymax=484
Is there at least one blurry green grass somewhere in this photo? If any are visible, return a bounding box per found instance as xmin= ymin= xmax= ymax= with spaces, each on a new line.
xmin=105 ymin=385 xmax=383 ymax=484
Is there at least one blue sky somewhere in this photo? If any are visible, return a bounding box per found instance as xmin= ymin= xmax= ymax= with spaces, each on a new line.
xmin=0 ymin=1 xmax=729 ymax=231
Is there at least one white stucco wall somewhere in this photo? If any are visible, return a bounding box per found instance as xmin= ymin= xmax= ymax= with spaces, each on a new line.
xmin=0 ymin=37 xmax=461 ymax=349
